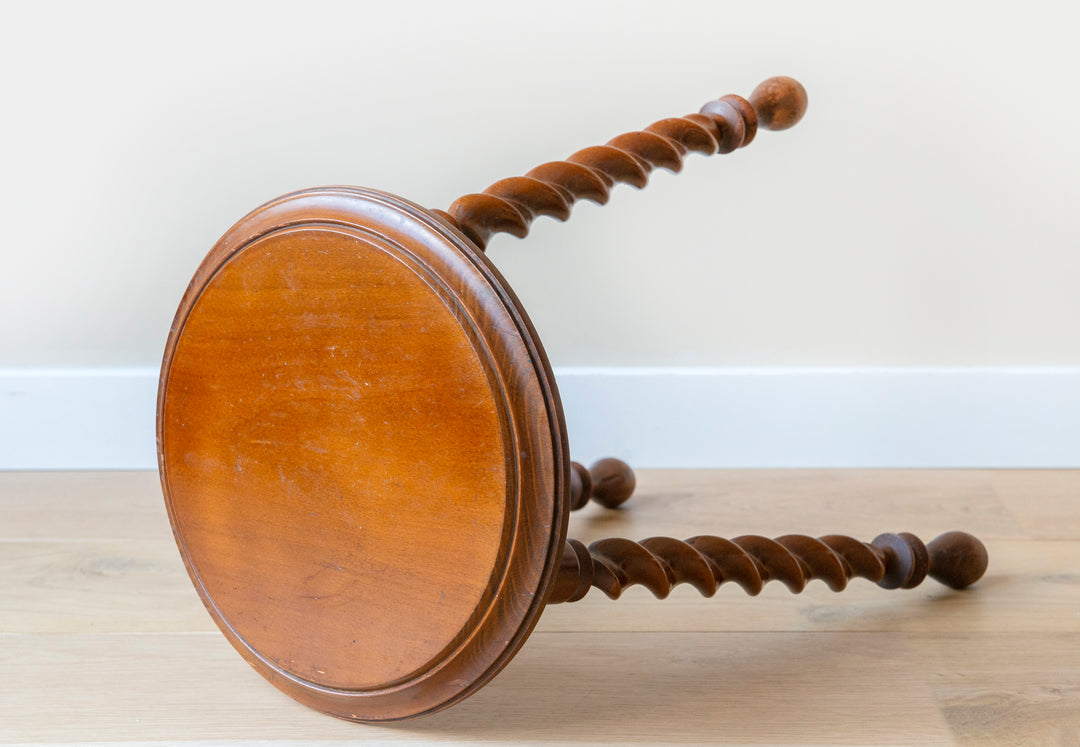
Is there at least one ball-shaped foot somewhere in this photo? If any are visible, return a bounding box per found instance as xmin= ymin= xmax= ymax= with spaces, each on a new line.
xmin=927 ymin=531 xmax=989 ymax=589
xmin=749 ymin=76 xmax=808 ymax=131
xmin=589 ymin=458 xmax=636 ymax=509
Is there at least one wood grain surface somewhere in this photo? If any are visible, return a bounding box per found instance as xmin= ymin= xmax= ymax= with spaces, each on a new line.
xmin=156 ymin=187 xmax=569 ymax=720
xmin=2 ymin=469 xmax=1078 ymax=744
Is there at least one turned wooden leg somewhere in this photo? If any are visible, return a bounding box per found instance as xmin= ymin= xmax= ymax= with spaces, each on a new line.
xmin=570 ymin=458 xmax=637 ymax=510
xmin=434 ymin=77 xmax=809 ymax=250
xmin=550 ymin=530 xmax=988 ymax=603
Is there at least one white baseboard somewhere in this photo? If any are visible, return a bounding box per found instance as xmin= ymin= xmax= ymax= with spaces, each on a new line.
xmin=0 ymin=368 xmax=160 ymax=471
xmin=558 ymin=366 xmax=1080 ymax=468
xmin=2 ymin=367 xmax=1079 ymax=470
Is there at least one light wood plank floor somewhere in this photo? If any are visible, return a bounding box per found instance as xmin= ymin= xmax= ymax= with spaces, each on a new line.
xmin=1 ymin=470 xmax=1077 ymax=745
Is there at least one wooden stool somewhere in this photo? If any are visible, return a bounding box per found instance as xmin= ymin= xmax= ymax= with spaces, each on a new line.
xmin=157 ymin=76 xmax=988 ymax=722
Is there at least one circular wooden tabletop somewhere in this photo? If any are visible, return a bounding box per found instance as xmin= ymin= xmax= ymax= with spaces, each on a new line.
xmin=157 ymin=187 xmax=569 ymax=721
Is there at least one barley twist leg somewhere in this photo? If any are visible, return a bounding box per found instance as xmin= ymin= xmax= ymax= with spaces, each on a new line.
xmin=550 ymin=530 xmax=987 ymax=603
xmin=436 ymin=76 xmax=808 ymax=250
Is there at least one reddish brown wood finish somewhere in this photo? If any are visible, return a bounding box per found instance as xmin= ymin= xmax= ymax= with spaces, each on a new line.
xmin=158 ymin=188 xmax=569 ymax=721
xmin=570 ymin=458 xmax=637 ymax=510
xmin=158 ymin=76 xmax=989 ymax=725
xmin=549 ymin=531 xmax=989 ymax=604
xmin=438 ymin=76 xmax=808 ymax=250
xmin=749 ymin=76 xmax=809 ymax=131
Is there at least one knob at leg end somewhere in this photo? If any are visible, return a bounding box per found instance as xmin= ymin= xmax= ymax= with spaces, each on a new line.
xmin=749 ymin=76 xmax=808 ymax=131
xmin=589 ymin=458 xmax=636 ymax=509
xmin=926 ymin=531 xmax=989 ymax=589
xmin=570 ymin=458 xmax=637 ymax=510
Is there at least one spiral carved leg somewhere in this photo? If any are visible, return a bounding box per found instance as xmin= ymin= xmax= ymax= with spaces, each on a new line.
xmin=570 ymin=458 xmax=636 ymax=510
xmin=549 ymin=531 xmax=988 ymax=603
xmin=436 ymin=76 xmax=809 ymax=250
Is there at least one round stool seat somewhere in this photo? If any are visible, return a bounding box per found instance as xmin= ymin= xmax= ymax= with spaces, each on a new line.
xmin=157 ymin=187 xmax=569 ymax=721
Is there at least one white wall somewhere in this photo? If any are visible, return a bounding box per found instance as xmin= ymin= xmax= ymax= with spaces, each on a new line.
xmin=1 ymin=2 xmax=1078 ymax=467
